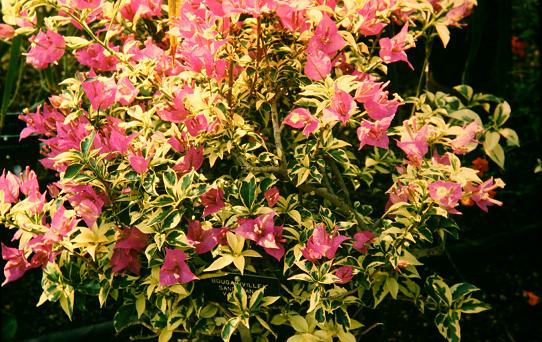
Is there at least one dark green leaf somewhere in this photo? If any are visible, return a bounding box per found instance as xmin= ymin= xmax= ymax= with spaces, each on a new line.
xmin=1 ymin=36 xmax=22 ymax=131
xmin=113 ymin=304 xmax=137 ymax=332
xmin=64 ymin=164 xmax=84 ymax=179
xmin=80 ymin=131 xmax=96 ymax=155
xmin=240 ymin=174 xmax=257 ymax=209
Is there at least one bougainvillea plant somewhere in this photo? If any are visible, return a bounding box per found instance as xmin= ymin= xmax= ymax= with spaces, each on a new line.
xmin=0 ymin=0 xmax=520 ymax=341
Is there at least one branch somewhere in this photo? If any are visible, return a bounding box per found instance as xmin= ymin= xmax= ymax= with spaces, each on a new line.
xmin=299 ymin=184 xmax=369 ymax=231
xmin=270 ymin=95 xmax=287 ymax=170
xmin=326 ymin=157 xmax=352 ymax=206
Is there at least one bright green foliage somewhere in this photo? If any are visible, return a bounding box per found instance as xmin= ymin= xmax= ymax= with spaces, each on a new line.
xmin=0 ymin=0 xmax=517 ymax=341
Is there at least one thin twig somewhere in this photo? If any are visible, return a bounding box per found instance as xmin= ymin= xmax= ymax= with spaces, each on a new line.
xmin=299 ymin=184 xmax=369 ymax=231
xmin=270 ymin=94 xmax=287 ymax=169
xmin=327 ymin=157 xmax=352 ymax=206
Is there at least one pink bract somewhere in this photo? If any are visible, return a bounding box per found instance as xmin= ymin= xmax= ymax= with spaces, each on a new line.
xmin=200 ymin=188 xmax=225 ymax=216
xmin=429 ymin=181 xmax=463 ymax=215
xmin=26 ymin=30 xmax=65 ymax=69
xmin=379 ymin=24 xmax=414 ymax=69
xmin=186 ymin=220 xmax=221 ymax=254
xmin=1 ymin=243 xmax=30 ymax=286
xmin=159 ymin=248 xmax=198 ymax=285
xmin=353 ymin=231 xmax=375 ymax=253
xmin=301 ymin=224 xmax=349 ymax=262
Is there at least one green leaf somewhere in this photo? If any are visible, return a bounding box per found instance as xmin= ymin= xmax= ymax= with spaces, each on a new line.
xmin=1 ymin=35 xmax=22 ymax=131
xmin=385 ymin=276 xmax=399 ymax=300
xmin=485 ymin=143 xmax=505 ymax=169
xmin=427 ymin=275 xmax=452 ymax=306
xmin=221 ymin=317 xmax=241 ymax=342
xmin=372 ymin=273 xmax=389 ymax=306
xmin=158 ymin=329 xmax=173 ymax=342
xmin=289 ymin=315 xmax=309 ymax=333
xmin=483 ymin=131 xmax=500 ymax=151
xmin=335 ymin=307 xmax=351 ymax=329
xmin=203 ymin=255 xmax=234 ymax=272
xmin=451 ymin=283 xmax=479 ymax=301
xmin=307 ymin=290 xmax=320 ymax=313
xmin=59 ymin=286 xmax=75 ymax=321
xmin=460 ymin=298 xmax=491 ymax=314
xmin=80 ymin=131 xmax=96 ymax=156
xmin=113 ymin=304 xmax=137 ymax=332
xmin=434 ymin=312 xmax=461 ymax=342
xmin=435 ymin=23 xmax=450 ymax=48
xmin=255 ymin=314 xmax=277 ymax=338
xmin=447 ymin=109 xmax=481 ymax=124
xmin=493 ymin=101 xmax=511 ymax=126
xmin=499 ymin=128 xmax=520 ymax=147
xmin=453 ymin=85 xmax=473 ymax=102
xmin=64 ymin=164 xmax=85 ymax=179
xmin=135 ymin=294 xmax=146 ymax=319
xmin=240 ymin=174 xmax=257 ymax=209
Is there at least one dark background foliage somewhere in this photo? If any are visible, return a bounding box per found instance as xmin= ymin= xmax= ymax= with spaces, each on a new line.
xmin=1 ymin=0 xmax=541 ymax=340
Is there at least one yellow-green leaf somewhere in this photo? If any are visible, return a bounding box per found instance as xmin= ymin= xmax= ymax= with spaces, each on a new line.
xmin=135 ymin=294 xmax=146 ymax=319
xmin=204 ymin=255 xmax=234 ymax=272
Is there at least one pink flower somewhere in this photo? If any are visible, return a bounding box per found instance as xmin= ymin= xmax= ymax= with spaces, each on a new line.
xmin=235 ymin=212 xmax=285 ymax=261
xmin=0 ymin=170 xmax=20 ymax=203
xmin=173 ymin=146 xmax=204 ymax=175
xmin=450 ymin=121 xmax=482 ymax=154
xmin=264 ymin=187 xmax=280 ymax=207
xmin=432 ymin=151 xmax=451 ymax=166
xmin=63 ymin=184 xmax=107 ymax=228
xmin=120 ymin=0 xmax=163 ymax=20
xmin=82 ymin=77 xmax=117 ymax=111
xmin=334 ymin=265 xmax=353 ymax=284
xmin=185 ymin=114 xmax=209 ymax=137
xmin=357 ymin=116 xmax=393 ymax=149
xmin=19 ymin=167 xmax=39 ymax=197
xmin=307 ymin=14 xmax=345 ymax=57
xmin=357 ymin=2 xmax=387 ymax=36
xmin=355 ymin=80 xmax=400 ymax=120
xmin=322 ymin=86 xmax=356 ymax=125
xmin=200 ymin=188 xmax=225 ymax=216
xmin=353 ymin=231 xmax=375 ymax=253
xmin=44 ymin=206 xmax=79 ymax=241
xmin=304 ymin=49 xmax=332 ymax=81
xmin=27 ymin=236 xmax=55 ymax=269
xmin=19 ymin=103 xmax=64 ymax=139
xmin=429 ymin=181 xmax=463 ymax=215
xmin=445 ymin=1 xmax=476 ymax=27
xmin=276 ymin=3 xmax=310 ymax=33
xmin=0 ymin=24 xmax=15 ymax=39
xmin=385 ymin=182 xmax=418 ymax=210
xmin=301 ymin=224 xmax=349 ymax=262
xmin=186 ymin=220 xmax=222 ymax=254
xmin=115 ymin=77 xmax=138 ymax=106
xmin=396 ymin=123 xmax=430 ymax=166
xmin=116 ymin=228 xmax=148 ymax=251
xmin=111 ymin=228 xmax=148 ymax=275
xmin=72 ymin=0 xmax=102 ymax=9
xmin=379 ymin=24 xmax=414 ymax=69
xmin=2 ymin=243 xmax=30 ymax=286
xmin=283 ymin=108 xmax=319 ymax=136
xmin=159 ymin=248 xmax=198 ymax=285
xmin=111 ymin=249 xmax=142 ymax=274
xmin=128 ymin=152 xmax=149 ymax=174
xmin=464 ymin=178 xmax=504 ymax=212
xmin=105 ymin=123 xmax=135 ymax=154
xmin=364 ymin=92 xmax=400 ymax=120
xmin=26 ymin=30 xmax=65 ymax=69
xmin=158 ymin=86 xmax=193 ymax=123
xmin=75 ymin=44 xmax=118 ymax=71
